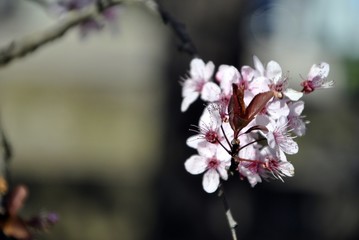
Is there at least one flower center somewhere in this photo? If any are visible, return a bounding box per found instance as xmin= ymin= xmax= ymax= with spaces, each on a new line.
xmin=205 ymin=130 xmax=218 ymax=143
xmin=195 ymin=79 xmax=206 ymax=92
xmin=207 ymin=158 xmax=219 ymax=169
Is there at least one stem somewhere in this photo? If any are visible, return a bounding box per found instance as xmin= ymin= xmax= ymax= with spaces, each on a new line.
xmin=216 ymin=138 xmax=231 ymax=155
xmin=238 ymin=138 xmax=265 ymax=151
xmin=218 ymin=184 xmax=238 ymax=240
xmin=221 ymin=125 xmax=232 ymax=150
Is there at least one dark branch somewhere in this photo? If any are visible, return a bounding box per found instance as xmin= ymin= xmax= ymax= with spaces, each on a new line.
xmin=157 ymin=3 xmax=197 ymax=57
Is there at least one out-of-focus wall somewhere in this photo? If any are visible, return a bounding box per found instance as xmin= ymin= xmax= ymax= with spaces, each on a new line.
xmin=0 ymin=1 xmax=169 ymax=239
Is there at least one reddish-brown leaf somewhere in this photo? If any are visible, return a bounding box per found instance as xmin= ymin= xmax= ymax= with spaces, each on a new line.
xmin=245 ymin=91 xmax=274 ymax=120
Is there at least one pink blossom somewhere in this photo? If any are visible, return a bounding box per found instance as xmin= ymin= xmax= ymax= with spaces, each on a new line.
xmin=287 ymin=101 xmax=307 ymax=136
xmin=263 ymin=116 xmax=299 ymax=155
xmin=181 ymin=58 xmax=220 ymax=112
xmin=301 ymin=62 xmax=333 ymax=93
xmin=185 ymin=145 xmax=231 ymax=193
xmin=253 ymin=56 xmax=303 ymax=101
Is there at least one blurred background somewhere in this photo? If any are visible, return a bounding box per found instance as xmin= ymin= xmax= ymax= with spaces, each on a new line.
xmin=0 ymin=0 xmax=358 ymax=239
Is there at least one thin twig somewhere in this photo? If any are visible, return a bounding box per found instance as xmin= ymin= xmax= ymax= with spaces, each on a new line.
xmin=218 ymin=184 xmax=238 ymax=240
xmin=156 ymin=3 xmax=197 ymax=57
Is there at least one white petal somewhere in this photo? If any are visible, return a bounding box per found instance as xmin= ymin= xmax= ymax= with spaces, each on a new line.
xmin=201 ymin=82 xmax=221 ymax=102
xmin=186 ymin=135 xmax=202 ymax=149
xmin=279 ymin=137 xmax=299 ymax=155
xmin=289 ymin=101 xmax=304 ymax=116
xmin=292 ymin=120 xmax=306 ymax=137
xmin=202 ymin=169 xmax=220 ymax=193
xmin=250 ymin=76 xmax=271 ymax=94
xmin=267 ymin=132 xmax=277 ymax=149
xmin=197 ymin=144 xmax=217 ymax=158
xmin=184 ymin=155 xmax=207 ymax=175
xmin=280 ymin=162 xmax=295 ymax=177
xmin=204 ymin=61 xmax=215 ymax=80
xmin=284 ymin=88 xmax=303 ymax=101
xmin=307 ymin=62 xmax=329 ymax=80
xmin=190 ymin=58 xmax=206 ymax=79
xmin=217 ymin=164 xmax=229 ymax=180
xmin=181 ymin=92 xmax=199 ymax=112
xmin=266 ymin=61 xmax=282 ymax=83
xmin=216 ymin=65 xmax=240 ymax=95
xmin=199 ymin=106 xmax=221 ymax=130
xmin=267 ymin=99 xmax=290 ymax=119
xmin=238 ymin=165 xmax=261 ymax=187
xmin=253 ymin=55 xmax=265 ymax=76
xmin=277 ymin=149 xmax=288 ymax=162
xmin=241 ymin=66 xmax=255 ymax=82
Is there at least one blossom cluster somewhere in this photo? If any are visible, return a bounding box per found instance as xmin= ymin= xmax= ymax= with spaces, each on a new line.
xmin=182 ymin=56 xmax=333 ymax=193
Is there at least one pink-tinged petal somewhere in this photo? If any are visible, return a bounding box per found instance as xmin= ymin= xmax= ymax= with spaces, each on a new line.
xmin=277 ymin=149 xmax=288 ymax=162
xmin=289 ymin=101 xmax=304 ymax=116
xmin=307 ymin=62 xmax=329 ymax=80
xmin=217 ymin=163 xmax=229 ymax=180
xmin=253 ymin=55 xmax=265 ymax=76
xmin=184 ymin=155 xmax=207 ymax=175
xmin=197 ymin=144 xmax=217 ymax=158
xmin=200 ymin=106 xmax=222 ymax=130
xmin=292 ymin=120 xmax=306 ymax=137
xmin=186 ymin=135 xmax=202 ymax=149
xmin=190 ymin=58 xmax=206 ymax=79
xmin=181 ymin=92 xmax=199 ymax=112
xmin=182 ymin=80 xmax=196 ymax=96
xmin=202 ymin=169 xmax=220 ymax=193
xmin=279 ymin=137 xmax=299 ymax=155
xmin=280 ymin=162 xmax=295 ymax=177
xmin=241 ymin=66 xmax=255 ymax=82
xmin=238 ymin=165 xmax=261 ymax=187
xmin=284 ymin=88 xmax=303 ymax=101
xmin=267 ymin=99 xmax=290 ymax=119
xmin=250 ymin=76 xmax=271 ymax=94
xmin=255 ymin=115 xmax=271 ymax=131
xmin=215 ymin=144 xmax=231 ymax=161
xmin=238 ymin=143 xmax=257 ymax=160
xmin=201 ymin=82 xmax=221 ymax=102
xmin=267 ymin=132 xmax=276 ymax=149
xmin=204 ymin=61 xmax=215 ymax=80
xmin=266 ymin=61 xmax=282 ymax=84
xmin=216 ymin=65 xmax=240 ymax=95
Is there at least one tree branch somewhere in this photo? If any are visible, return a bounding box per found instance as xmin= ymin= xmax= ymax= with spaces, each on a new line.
xmin=0 ymin=0 xmax=130 ymax=67
xmin=156 ymin=3 xmax=197 ymax=57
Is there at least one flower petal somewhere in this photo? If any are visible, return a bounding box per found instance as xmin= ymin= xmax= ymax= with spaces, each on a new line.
xmin=186 ymin=135 xmax=202 ymax=149
xmin=190 ymin=58 xmax=206 ymax=79
xmin=284 ymin=88 xmax=303 ymax=101
xmin=280 ymin=162 xmax=295 ymax=177
xmin=266 ymin=61 xmax=282 ymax=84
xmin=204 ymin=61 xmax=215 ymax=80
xmin=202 ymin=169 xmax=220 ymax=193
xmin=181 ymin=92 xmax=199 ymax=112
xmin=217 ymin=163 xmax=229 ymax=180
xmin=253 ymin=55 xmax=265 ymax=76
xmin=184 ymin=155 xmax=207 ymax=175
xmin=307 ymin=62 xmax=329 ymax=80
xmin=201 ymin=82 xmax=221 ymax=102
